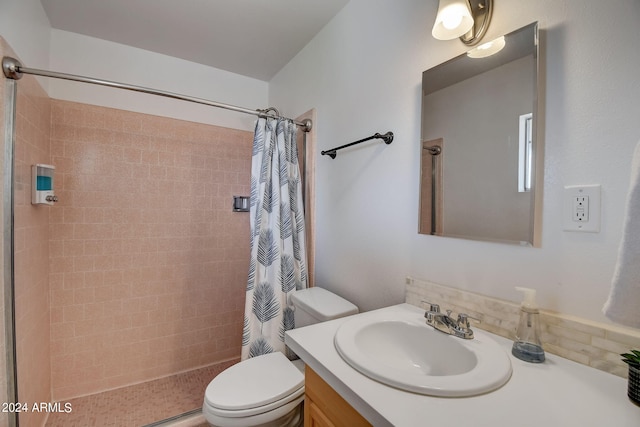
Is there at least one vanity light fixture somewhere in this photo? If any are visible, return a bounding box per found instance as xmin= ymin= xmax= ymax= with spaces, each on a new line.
xmin=431 ymin=0 xmax=493 ymax=46
xmin=466 ymin=35 xmax=505 ymax=58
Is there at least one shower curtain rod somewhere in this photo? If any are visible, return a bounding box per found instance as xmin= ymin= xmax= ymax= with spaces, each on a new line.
xmin=2 ymin=56 xmax=312 ymax=132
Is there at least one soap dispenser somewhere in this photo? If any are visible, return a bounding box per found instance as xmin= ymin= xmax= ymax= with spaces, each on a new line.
xmin=512 ymin=287 xmax=545 ymax=363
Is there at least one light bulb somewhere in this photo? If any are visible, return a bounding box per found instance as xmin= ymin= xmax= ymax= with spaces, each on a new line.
xmin=432 ymin=1 xmax=474 ymax=40
xmin=442 ymin=10 xmax=463 ymax=30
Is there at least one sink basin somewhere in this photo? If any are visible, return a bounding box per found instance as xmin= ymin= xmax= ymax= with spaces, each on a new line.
xmin=334 ymin=305 xmax=512 ymax=397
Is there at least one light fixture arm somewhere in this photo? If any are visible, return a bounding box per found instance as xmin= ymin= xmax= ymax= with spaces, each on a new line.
xmin=459 ymin=0 xmax=493 ymax=46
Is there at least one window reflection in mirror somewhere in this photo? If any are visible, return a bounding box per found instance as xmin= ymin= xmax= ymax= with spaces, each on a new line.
xmin=518 ymin=113 xmax=533 ymax=193
xmin=419 ymin=22 xmax=541 ymax=246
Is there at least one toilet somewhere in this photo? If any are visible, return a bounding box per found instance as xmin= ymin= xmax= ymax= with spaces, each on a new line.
xmin=202 ymin=287 xmax=358 ymax=427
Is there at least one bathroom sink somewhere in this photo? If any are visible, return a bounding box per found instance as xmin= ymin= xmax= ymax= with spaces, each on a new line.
xmin=334 ymin=305 xmax=512 ymax=397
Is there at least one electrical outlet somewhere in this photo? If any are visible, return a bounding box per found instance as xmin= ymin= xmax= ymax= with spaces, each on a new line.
xmin=563 ymin=185 xmax=601 ymax=232
xmin=572 ymin=196 xmax=589 ymax=222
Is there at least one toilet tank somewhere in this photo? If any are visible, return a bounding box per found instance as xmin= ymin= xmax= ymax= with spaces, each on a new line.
xmin=291 ymin=287 xmax=358 ymax=328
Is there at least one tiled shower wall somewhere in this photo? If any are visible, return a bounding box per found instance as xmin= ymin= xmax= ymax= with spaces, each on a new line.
xmin=48 ymin=100 xmax=252 ymax=400
xmin=15 ymin=67 xmax=53 ymax=427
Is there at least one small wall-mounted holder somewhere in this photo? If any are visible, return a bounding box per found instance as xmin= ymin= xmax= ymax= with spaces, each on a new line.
xmin=32 ymin=164 xmax=58 ymax=205
xmin=233 ymin=196 xmax=250 ymax=212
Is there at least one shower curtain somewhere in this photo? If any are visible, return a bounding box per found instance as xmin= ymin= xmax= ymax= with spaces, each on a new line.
xmin=242 ymin=118 xmax=308 ymax=360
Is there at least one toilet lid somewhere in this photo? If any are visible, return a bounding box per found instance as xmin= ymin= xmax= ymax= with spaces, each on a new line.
xmin=291 ymin=287 xmax=359 ymax=321
xmin=205 ymin=352 xmax=304 ymax=411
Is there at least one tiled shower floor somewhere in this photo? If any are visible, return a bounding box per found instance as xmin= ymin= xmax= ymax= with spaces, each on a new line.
xmin=45 ymin=359 xmax=238 ymax=427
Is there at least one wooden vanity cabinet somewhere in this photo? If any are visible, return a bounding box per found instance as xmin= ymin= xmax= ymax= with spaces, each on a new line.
xmin=304 ymin=366 xmax=372 ymax=427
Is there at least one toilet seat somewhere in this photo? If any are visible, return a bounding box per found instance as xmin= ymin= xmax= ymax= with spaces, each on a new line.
xmin=204 ymin=352 xmax=304 ymax=418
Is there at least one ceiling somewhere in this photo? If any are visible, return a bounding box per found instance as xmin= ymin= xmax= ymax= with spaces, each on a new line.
xmin=40 ymin=0 xmax=350 ymax=81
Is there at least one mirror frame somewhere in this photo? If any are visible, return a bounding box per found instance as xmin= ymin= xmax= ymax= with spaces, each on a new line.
xmin=419 ymin=22 xmax=543 ymax=246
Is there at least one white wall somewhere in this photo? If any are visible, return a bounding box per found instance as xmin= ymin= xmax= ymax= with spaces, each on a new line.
xmin=48 ymin=30 xmax=268 ymax=131
xmin=269 ymin=0 xmax=640 ymax=324
xmin=0 ymin=0 xmax=51 ymax=88
xmin=0 ymin=0 xmax=269 ymax=131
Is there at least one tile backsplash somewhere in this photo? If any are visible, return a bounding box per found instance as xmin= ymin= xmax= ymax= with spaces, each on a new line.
xmin=405 ymin=277 xmax=640 ymax=378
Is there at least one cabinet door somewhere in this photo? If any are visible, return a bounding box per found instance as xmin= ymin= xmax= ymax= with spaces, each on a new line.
xmin=304 ymin=366 xmax=372 ymax=427
xmin=306 ymin=399 xmax=336 ymax=427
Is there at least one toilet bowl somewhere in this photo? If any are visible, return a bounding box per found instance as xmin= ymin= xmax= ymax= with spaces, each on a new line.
xmin=203 ymin=352 xmax=305 ymax=427
xmin=202 ymin=287 xmax=358 ymax=427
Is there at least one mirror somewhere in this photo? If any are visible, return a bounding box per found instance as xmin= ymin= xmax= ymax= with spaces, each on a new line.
xmin=419 ymin=22 xmax=541 ymax=246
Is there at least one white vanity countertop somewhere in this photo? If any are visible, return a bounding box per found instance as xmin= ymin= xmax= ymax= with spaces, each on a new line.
xmin=285 ymin=303 xmax=640 ymax=427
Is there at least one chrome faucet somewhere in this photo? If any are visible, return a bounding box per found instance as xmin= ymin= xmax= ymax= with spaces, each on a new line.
xmin=423 ymin=302 xmax=480 ymax=339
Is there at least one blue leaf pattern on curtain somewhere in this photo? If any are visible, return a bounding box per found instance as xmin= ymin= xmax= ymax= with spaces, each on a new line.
xmin=242 ymin=316 xmax=250 ymax=346
xmin=249 ymin=337 xmax=274 ymax=358
xmin=257 ymin=229 xmax=278 ymax=267
xmin=279 ymin=306 xmax=296 ymax=341
xmin=279 ymin=151 xmax=288 ymax=188
xmin=250 ymin=176 xmax=258 ymax=208
xmin=252 ymin=282 xmax=280 ymax=328
xmin=280 ymin=255 xmax=296 ymax=293
xmin=247 ymin=257 xmax=256 ymax=291
xmin=279 ymin=202 xmax=292 ymax=239
xmin=263 ymin=179 xmax=275 ymax=214
xmin=242 ymin=118 xmax=308 ymax=360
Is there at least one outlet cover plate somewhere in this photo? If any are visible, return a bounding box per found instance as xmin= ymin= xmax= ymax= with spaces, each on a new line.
xmin=563 ymin=185 xmax=601 ymax=232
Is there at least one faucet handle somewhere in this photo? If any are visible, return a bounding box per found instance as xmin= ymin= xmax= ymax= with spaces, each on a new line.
xmin=421 ymin=300 xmax=440 ymax=313
xmin=422 ymin=301 xmax=440 ymax=324
xmin=457 ymin=313 xmax=481 ymax=329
